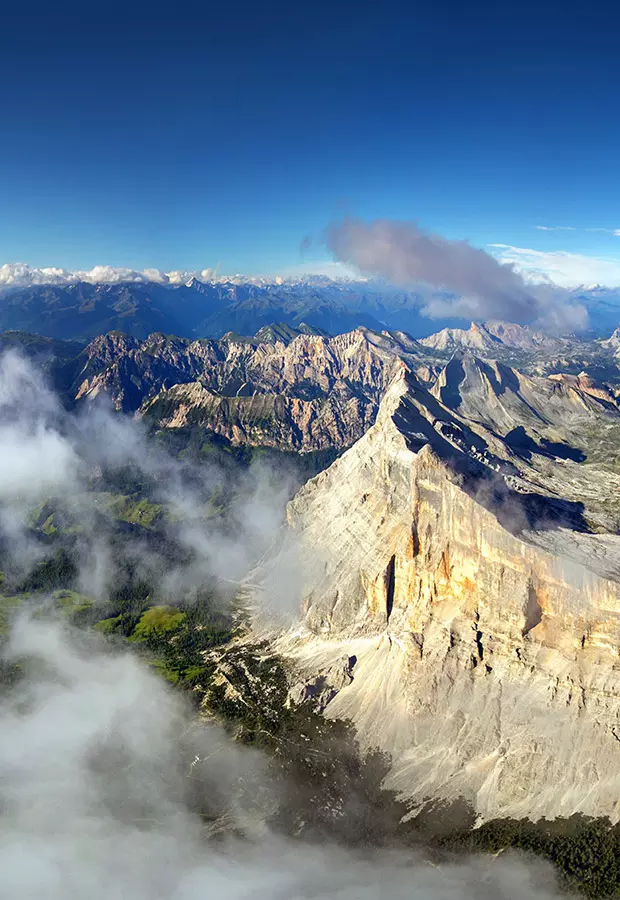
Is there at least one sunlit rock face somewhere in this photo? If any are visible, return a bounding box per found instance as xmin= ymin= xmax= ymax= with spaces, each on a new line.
xmin=282 ymin=368 xmax=620 ymax=823
xmin=75 ymin=328 xmax=436 ymax=450
xmin=71 ymin=323 xmax=620 ymax=452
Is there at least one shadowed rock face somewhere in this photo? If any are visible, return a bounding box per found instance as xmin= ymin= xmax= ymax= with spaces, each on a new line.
xmin=278 ymin=368 xmax=620 ymax=823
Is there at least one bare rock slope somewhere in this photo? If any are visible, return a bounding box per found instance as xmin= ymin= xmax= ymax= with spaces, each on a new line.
xmin=75 ymin=327 xmax=436 ymax=451
xmin=69 ymin=321 xmax=620 ymax=452
xmin=275 ymin=357 xmax=620 ymax=823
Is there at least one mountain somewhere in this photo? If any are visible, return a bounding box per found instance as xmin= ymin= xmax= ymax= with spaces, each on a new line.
xmin=0 ymin=279 xmax=441 ymax=342
xmin=601 ymin=326 xmax=620 ymax=356
xmin=419 ymin=320 xmax=563 ymax=352
xmin=74 ymin=327 xmax=438 ymax=451
xmin=572 ymin=286 xmax=620 ymax=335
xmin=1 ymin=276 xmax=619 ymax=343
xmin=418 ymin=320 xmax=620 ymax=383
xmin=0 ymin=330 xmax=85 ymax=397
xmin=4 ymin=320 xmax=620 ymax=454
xmin=71 ymin=325 xmax=620 ymax=451
xmin=0 ymin=282 xmax=185 ymax=341
xmin=265 ymin=355 xmax=620 ymax=823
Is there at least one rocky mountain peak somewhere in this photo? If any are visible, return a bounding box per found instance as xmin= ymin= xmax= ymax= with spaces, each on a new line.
xmin=419 ymin=320 xmax=565 ymax=353
xmin=601 ymin=326 xmax=620 ymax=354
xmin=274 ymin=351 xmax=620 ymax=823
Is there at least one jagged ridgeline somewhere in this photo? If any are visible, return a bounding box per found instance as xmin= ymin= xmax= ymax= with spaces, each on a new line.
xmin=5 ymin=318 xmax=620 ymax=455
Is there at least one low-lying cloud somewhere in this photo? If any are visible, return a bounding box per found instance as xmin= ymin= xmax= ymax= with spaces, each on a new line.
xmin=325 ymin=217 xmax=589 ymax=332
xmin=0 ymin=615 xmax=563 ymax=900
xmin=0 ymin=349 xmax=304 ymax=618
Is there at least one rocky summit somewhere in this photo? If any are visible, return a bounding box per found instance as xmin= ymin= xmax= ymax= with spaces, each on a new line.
xmin=268 ymin=354 xmax=620 ymax=824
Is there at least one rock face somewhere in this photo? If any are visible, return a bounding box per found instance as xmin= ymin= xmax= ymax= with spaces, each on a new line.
xmin=418 ymin=321 xmax=562 ymax=353
xmin=602 ymin=327 xmax=620 ymax=356
xmin=278 ymin=363 xmax=620 ymax=823
xmin=418 ymin=321 xmax=620 ymax=383
xmin=142 ymin=381 xmax=379 ymax=452
xmin=74 ymin=327 xmax=436 ymax=451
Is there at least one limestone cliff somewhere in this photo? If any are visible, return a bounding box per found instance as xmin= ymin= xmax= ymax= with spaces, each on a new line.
xmin=418 ymin=321 xmax=563 ymax=353
xmin=141 ymin=381 xmax=378 ymax=452
xmin=276 ymin=366 xmax=620 ymax=823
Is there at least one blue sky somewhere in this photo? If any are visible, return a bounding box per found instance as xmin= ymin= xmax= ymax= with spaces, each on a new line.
xmin=1 ymin=0 xmax=619 ymax=283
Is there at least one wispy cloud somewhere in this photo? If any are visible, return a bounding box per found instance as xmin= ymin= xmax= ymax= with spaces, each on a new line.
xmin=535 ymin=225 xmax=577 ymax=232
xmin=535 ymin=225 xmax=620 ymax=236
xmin=490 ymin=244 xmax=620 ymax=288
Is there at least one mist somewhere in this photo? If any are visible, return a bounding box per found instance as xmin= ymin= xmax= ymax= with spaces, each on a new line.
xmin=0 ymin=348 xmax=304 ymax=619
xmin=0 ymin=615 xmax=563 ymax=900
xmin=325 ymin=217 xmax=588 ymax=332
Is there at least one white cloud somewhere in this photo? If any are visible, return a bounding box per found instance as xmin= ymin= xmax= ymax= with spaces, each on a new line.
xmin=0 ymin=263 xmax=220 ymax=289
xmin=489 ymin=244 xmax=620 ymax=288
xmin=535 ymin=225 xmax=620 ymax=236
xmin=535 ymin=225 xmax=576 ymax=231
xmin=0 ymin=262 xmax=358 ymax=289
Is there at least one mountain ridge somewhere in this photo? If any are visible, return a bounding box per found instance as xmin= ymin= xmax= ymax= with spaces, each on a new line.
xmin=256 ymin=357 xmax=620 ymax=823
xmin=5 ymin=322 xmax=620 ymax=455
xmin=1 ymin=277 xmax=619 ymax=341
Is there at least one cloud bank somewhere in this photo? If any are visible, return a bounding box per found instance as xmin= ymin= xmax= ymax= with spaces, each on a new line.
xmin=0 ymin=263 xmax=219 ymax=288
xmin=326 ymin=217 xmax=588 ymax=332
xmin=0 ymin=263 xmax=362 ymax=289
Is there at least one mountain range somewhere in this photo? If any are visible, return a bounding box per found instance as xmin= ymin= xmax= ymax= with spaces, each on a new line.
xmin=1 ymin=277 xmax=620 ymax=342
xmin=4 ymin=319 xmax=620 ymax=459
xmin=6 ymin=312 xmax=620 ymax=845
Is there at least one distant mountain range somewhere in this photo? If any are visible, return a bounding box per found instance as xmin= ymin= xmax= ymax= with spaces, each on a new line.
xmin=1 ymin=278 xmax=619 ymax=343
xmin=0 ymin=280 xmax=431 ymax=343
